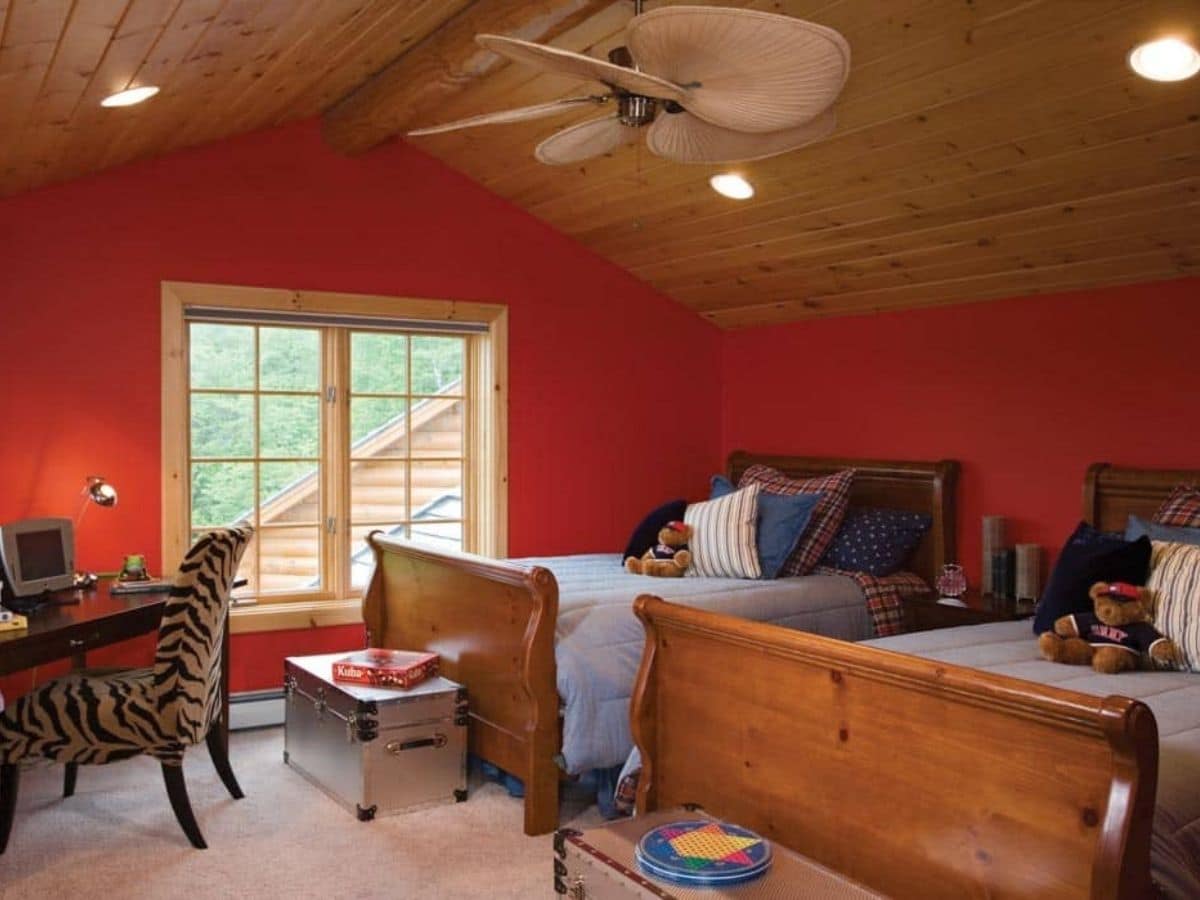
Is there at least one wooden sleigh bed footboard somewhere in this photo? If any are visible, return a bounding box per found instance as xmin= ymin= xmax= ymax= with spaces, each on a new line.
xmin=362 ymin=535 xmax=562 ymax=835
xmin=361 ymin=452 xmax=959 ymax=835
xmin=630 ymin=596 xmax=1159 ymax=899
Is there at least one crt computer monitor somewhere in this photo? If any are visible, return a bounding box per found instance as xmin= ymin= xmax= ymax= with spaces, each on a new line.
xmin=0 ymin=517 xmax=76 ymax=598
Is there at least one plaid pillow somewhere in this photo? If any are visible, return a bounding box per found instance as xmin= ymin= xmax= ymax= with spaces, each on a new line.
xmin=738 ymin=465 xmax=854 ymax=576
xmin=1154 ymin=484 xmax=1200 ymax=528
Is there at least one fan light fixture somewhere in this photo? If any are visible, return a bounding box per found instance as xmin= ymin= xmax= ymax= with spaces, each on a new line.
xmin=101 ymin=85 xmax=160 ymax=108
xmin=710 ymin=173 xmax=755 ymax=200
xmin=1128 ymin=37 xmax=1200 ymax=82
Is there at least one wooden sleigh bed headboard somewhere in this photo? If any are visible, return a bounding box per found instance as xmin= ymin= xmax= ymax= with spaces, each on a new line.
xmin=630 ymin=462 xmax=1200 ymax=898
xmin=363 ymin=451 xmax=960 ymax=835
xmin=728 ymin=451 xmax=958 ymax=587
xmin=1084 ymin=462 xmax=1200 ymax=531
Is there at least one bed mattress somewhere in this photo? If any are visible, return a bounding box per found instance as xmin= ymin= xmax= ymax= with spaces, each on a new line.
xmin=514 ymin=553 xmax=873 ymax=774
xmin=867 ymin=620 xmax=1200 ymax=900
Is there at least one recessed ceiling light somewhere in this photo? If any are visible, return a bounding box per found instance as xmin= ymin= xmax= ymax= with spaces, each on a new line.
xmin=1128 ymin=37 xmax=1200 ymax=82
xmin=710 ymin=173 xmax=754 ymax=200
xmin=101 ymin=85 xmax=160 ymax=108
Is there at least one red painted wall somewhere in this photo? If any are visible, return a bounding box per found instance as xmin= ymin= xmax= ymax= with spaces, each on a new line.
xmin=0 ymin=119 xmax=721 ymax=696
xmin=722 ymin=278 xmax=1200 ymax=589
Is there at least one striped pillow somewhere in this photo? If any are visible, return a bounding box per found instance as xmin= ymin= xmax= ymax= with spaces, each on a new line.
xmin=738 ymin=465 xmax=855 ymax=576
xmin=1154 ymin=484 xmax=1200 ymax=528
xmin=1148 ymin=541 xmax=1200 ymax=672
xmin=684 ymin=483 xmax=762 ymax=579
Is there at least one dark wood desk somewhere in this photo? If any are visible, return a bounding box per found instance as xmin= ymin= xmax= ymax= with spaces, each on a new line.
xmin=0 ymin=581 xmax=230 ymax=753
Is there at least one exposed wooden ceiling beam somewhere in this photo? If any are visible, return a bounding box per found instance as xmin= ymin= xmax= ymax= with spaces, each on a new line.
xmin=321 ymin=0 xmax=617 ymax=156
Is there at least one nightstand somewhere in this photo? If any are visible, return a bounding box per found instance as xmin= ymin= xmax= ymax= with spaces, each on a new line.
xmin=904 ymin=591 xmax=1035 ymax=632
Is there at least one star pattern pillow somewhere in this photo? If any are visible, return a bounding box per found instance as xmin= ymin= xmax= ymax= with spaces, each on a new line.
xmin=819 ymin=507 xmax=932 ymax=577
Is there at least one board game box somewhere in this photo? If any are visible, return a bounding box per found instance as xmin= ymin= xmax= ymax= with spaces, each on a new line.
xmin=331 ymin=648 xmax=439 ymax=689
xmin=555 ymin=807 xmax=884 ymax=898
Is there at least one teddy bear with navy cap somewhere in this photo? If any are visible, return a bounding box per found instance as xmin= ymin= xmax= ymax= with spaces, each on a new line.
xmin=1038 ymin=581 xmax=1179 ymax=674
xmin=625 ymin=521 xmax=693 ymax=578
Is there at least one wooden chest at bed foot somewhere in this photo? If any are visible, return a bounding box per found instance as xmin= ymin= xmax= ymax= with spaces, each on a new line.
xmin=554 ymin=808 xmax=884 ymax=899
xmin=283 ymin=652 xmax=467 ymax=821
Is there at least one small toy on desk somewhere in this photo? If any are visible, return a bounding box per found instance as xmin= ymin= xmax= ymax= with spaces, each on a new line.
xmin=1038 ymin=581 xmax=1179 ymax=674
xmin=0 ymin=610 xmax=29 ymax=633
xmin=625 ymin=521 xmax=693 ymax=578
xmin=117 ymin=553 xmax=150 ymax=582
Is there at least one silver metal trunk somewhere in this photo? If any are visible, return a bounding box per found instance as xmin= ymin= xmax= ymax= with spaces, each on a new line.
xmin=283 ymin=652 xmax=467 ymax=821
xmin=554 ymin=808 xmax=884 ymax=899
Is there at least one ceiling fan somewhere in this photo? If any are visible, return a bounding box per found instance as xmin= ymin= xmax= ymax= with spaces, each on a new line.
xmin=408 ymin=2 xmax=850 ymax=166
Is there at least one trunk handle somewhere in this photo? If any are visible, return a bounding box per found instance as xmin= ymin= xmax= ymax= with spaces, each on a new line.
xmin=385 ymin=733 xmax=447 ymax=754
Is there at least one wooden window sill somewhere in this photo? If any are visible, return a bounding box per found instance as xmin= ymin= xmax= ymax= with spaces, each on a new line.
xmin=229 ymin=597 xmax=363 ymax=634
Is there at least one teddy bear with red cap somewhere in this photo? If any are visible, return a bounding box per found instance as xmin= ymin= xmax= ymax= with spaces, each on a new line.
xmin=1038 ymin=581 xmax=1180 ymax=674
xmin=625 ymin=521 xmax=693 ymax=578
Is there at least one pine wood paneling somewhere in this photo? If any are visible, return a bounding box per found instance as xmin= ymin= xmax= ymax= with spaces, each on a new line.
xmin=398 ymin=0 xmax=1198 ymax=325
xmin=0 ymin=0 xmax=468 ymax=194
xmin=1 ymin=0 xmax=1196 ymax=324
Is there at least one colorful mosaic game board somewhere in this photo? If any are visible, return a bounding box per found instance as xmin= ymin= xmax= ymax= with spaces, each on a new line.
xmin=635 ymin=819 xmax=773 ymax=887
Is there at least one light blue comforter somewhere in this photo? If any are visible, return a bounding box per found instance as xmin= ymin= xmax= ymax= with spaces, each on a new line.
xmin=512 ymin=553 xmax=872 ymax=775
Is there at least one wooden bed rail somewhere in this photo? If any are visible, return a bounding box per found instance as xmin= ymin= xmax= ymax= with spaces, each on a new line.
xmin=631 ymin=595 xmax=1159 ymax=899
xmin=362 ymin=532 xmax=561 ymax=835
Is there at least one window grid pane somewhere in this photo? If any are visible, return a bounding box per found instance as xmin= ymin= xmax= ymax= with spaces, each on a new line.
xmin=186 ymin=320 xmax=475 ymax=603
xmin=187 ymin=322 xmax=324 ymax=600
xmin=348 ymin=330 xmax=468 ymax=570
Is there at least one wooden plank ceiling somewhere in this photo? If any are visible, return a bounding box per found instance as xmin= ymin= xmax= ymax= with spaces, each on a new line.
xmin=1 ymin=1 xmax=1197 ymax=327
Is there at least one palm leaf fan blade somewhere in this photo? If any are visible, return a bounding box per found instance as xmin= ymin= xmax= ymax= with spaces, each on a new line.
xmin=627 ymin=6 xmax=850 ymax=134
xmin=407 ymin=97 xmax=608 ymax=136
xmin=475 ymin=34 xmax=687 ymax=102
xmin=535 ymin=116 xmax=640 ymax=166
xmin=646 ymin=109 xmax=837 ymax=164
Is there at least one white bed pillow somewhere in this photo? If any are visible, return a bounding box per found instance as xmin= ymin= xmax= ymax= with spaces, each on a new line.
xmin=684 ymin=482 xmax=762 ymax=579
xmin=1148 ymin=540 xmax=1200 ymax=671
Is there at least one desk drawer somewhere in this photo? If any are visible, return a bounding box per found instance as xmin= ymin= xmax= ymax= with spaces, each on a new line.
xmin=0 ymin=604 xmax=163 ymax=675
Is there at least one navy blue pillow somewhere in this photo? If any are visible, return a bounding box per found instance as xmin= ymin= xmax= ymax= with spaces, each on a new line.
xmin=1032 ymin=522 xmax=1152 ymax=634
xmin=818 ymin=507 xmax=932 ymax=577
xmin=622 ymin=499 xmax=687 ymax=564
xmin=1124 ymin=514 xmax=1200 ymax=547
xmin=711 ymin=475 xmax=821 ymax=579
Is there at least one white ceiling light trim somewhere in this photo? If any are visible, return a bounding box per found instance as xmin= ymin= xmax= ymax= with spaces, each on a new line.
xmin=1128 ymin=37 xmax=1200 ymax=82
xmin=101 ymin=86 xmax=160 ymax=108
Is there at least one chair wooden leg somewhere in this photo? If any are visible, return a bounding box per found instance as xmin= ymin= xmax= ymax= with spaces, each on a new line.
xmin=0 ymin=763 xmax=19 ymax=855
xmin=63 ymin=762 xmax=78 ymax=798
xmin=161 ymin=763 xmax=207 ymax=849
xmin=205 ymin=727 xmax=244 ymax=800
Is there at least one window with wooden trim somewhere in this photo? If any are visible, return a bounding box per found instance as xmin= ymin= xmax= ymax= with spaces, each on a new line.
xmin=161 ymin=283 xmax=507 ymax=632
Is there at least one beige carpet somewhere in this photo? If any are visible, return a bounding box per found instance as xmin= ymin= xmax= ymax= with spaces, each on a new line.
xmin=0 ymin=728 xmax=604 ymax=898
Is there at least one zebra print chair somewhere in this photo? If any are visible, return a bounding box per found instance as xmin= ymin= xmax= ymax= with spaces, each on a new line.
xmin=0 ymin=526 xmax=252 ymax=853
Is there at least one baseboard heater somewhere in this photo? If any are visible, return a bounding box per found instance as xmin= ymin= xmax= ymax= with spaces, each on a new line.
xmin=229 ymin=689 xmax=286 ymax=731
